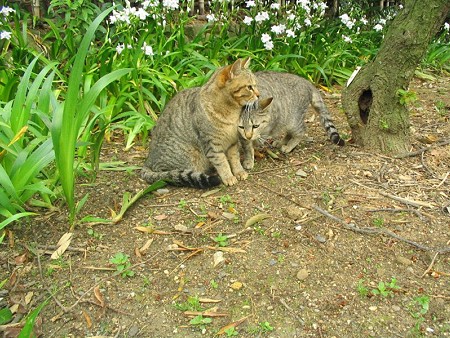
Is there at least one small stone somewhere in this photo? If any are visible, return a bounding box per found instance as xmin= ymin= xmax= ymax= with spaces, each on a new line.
xmin=395 ymin=255 xmax=412 ymax=266
xmin=213 ymin=251 xmax=225 ymax=267
xmin=128 ymin=325 xmax=139 ymax=337
xmin=269 ymin=259 xmax=277 ymax=266
xmin=174 ymin=224 xmax=190 ymax=233
xmin=295 ymin=169 xmax=308 ymax=178
xmin=296 ymin=269 xmax=309 ymax=281
xmin=222 ymin=212 xmax=236 ymax=220
xmin=294 ymin=224 xmax=302 ymax=231
xmin=154 ymin=188 xmax=170 ymax=196
xmin=392 ymin=305 xmax=401 ymax=311
xmin=230 ymin=281 xmax=243 ymax=290
xmin=369 ymin=306 xmax=377 ymax=311
xmin=315 ymin=234 xmax=327 ymax=243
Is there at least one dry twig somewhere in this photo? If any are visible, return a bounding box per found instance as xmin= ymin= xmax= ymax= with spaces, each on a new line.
xmin=312 ymin=205 xmax=450 ymax=254
xmin=394 ymin=139 xmax=450 ymax=159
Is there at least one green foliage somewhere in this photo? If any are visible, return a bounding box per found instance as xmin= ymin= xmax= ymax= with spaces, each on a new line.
xmin=175 ymin=295 xmax=204 ymax=312
xmin=213 ymin=233 xmax=229 ymax=247
xmin=396 ymin=89 xmax=418 ymax=106
xmin=109 ymin=252 xmax=134 ymax=278
xmin=371 ymin=277 xmax=400 ymax=297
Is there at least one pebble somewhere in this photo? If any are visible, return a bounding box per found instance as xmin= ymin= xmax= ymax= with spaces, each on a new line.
xmin=230 ymin=281 xmax=243 ymax=290
xmin=269 ymin=259 xmax=277 ymax=266
xmin=315 ymin=234 xmax=327 ymax=243
xmin=296 ymin=169 xmax=308 ymax=178
xmin=128 ymin=325 xmax=139 ymax=337
xmin=213 ymin=251 xmax=225 ymax=267
xmin=395 ymin=255 xmax=412 ymax=266
xmin=369 ymin=306 xmax=377 ymax=311
xmin=296 ymin=269 xmax=309 ymax=281
xmin=294 ymin=224 xmax=302 ymax=231
xmin=154 ymin=188 xmax=170 ymax=196
xmin=392 ymin=305 xmax=401 ymax=311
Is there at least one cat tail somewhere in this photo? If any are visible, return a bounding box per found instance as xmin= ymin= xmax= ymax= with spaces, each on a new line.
xmin=141 ymin=167 xmax=221 ymax=189
xmin=311 ymin=91 xmax=345 ymax=146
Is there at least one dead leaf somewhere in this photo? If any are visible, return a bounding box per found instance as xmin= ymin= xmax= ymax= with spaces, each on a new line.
xmin=217 ymin=316 xmax=249 ymax=335
xmin=94 ymin=286 xmax=105 ymax=307
xmin=245 ymin=213 xmax=270 ymax=227
xmin=153 ymin=214 xmax=168 ymax=221
xmin=134 ymin=226 xmax=172 ymax=235
xmin=50 ymin=232 xmax=73 ymax=260
xmin=201 ymin=188 xmax=221 ymax=198
xmin=199 ymin=298 xmax=222 ymax=303
xmin=139 ymin=238 xmax=154 ymax=255
xmin=25 ymin=291 xmax=34 ymax=305
xmin=135 ymin=247 xmax=141 ymax=258
xmin=14 ymin=253 xmax=28 ymax=265
xmin=82 ymin=310 xmax=92 ymax=328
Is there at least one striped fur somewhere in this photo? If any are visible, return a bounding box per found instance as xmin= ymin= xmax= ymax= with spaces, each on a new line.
xmin=238 ymin=71 xmax=344 ymax=170
xmin=141 ymin=58 xmax=260 ymax=189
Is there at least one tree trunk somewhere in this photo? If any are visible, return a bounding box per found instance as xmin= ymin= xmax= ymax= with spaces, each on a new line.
xmin=341 ymin=0 xmax=450 ymax=154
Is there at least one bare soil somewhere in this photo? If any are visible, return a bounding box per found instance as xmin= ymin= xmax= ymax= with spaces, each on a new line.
xmin=1 ymin=76 xmax=450 ymax=338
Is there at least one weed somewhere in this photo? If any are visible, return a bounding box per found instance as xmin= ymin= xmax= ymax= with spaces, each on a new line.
xmin=109 ymin=253 xmax=134 ymax=278
xmin=397 ymin=89 xmax=418 ymax=106
xmin=379 ymin=117 xmax=390 ymax=130
xmin=409 ymin=295 xmax=430 ymax=319
xmin=213 ymin=233 xmax=229 ymax=247
xmin=254 ymin=225 xmax=265 ymax=235
xmin=434 ymin=100 xmax=448 ymax=117
xmin=175 ymin=295 xmax=203 ymax=312
xmin=224 ymin=327 xmax=239 ymax=336
xmin=371 ymin=277 xmax=400 ymax=297
xmin=87 ymin=228 xmax=103 ymax=240
xmin=372 ymin=217 xmax=384 ymax=227
xmin=271 ymin=231 xmax=282 ymax=239
xmin=219 ymin=194 xmax=235 ymax=209
xmin=189 ymin=315 xmax=212 ymax=332
xmin=357 ymin=279 xmax=369 ymax=297
xmin=178 ymin=199 xmax=188 ymax=210
xmin=210 ymin=279 xmax=219 ymax=289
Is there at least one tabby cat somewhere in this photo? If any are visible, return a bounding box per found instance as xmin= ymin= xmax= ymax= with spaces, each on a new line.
xmin=239 ymin=71 xmax=344 ymax=170
xmin=141 ymin=58 xmax=260 ymax=189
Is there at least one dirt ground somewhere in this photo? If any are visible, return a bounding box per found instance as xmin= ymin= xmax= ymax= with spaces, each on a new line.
xmin=1 ymin=76 xmax=449 ymax=338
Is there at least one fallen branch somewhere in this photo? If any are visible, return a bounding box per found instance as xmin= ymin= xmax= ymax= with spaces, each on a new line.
xmin=312 ymin=205 xmax=450 ymax=254
xmin=378 ymin=191 xmax=434 ymax=209
xmin=394 ymin=139 xmax=450 ymax=159
xmin=421 ymin=252 xmax=439 ymax=278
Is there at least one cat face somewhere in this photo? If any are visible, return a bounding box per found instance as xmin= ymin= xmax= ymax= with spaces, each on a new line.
xmin=217 ymin=58 xmax=260 ymax=106
xmin=238 ymin=97 xmax=273 ymax=140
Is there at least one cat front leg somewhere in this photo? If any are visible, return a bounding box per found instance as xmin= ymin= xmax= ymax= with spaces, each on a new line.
xmin=227 ymin=143 xmax=249 ymax=181
xmin=206 ymin=150 xmax=237 ymax=186
xmin=240 ymin=138 xmax=255 ymax=170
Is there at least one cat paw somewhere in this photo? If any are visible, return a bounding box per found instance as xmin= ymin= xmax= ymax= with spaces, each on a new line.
xmin=242 ymin=160 xmax=254 ymax=171
xmin=234 ymin=170 xmax=249 ymax=181
xmin=280 ymin=145 xmax=294 ymax=153
xmin=222 ymin=175 xmax=238 ymax=186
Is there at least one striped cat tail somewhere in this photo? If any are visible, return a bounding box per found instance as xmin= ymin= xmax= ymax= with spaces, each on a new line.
xmin=311 ymin=90 xmax=345 ymax=146
xmin=141 ymin=167 xmax=221 ymax=189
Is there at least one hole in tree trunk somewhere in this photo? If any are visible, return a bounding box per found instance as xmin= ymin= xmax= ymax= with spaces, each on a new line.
xmin=358 ymin=89 xmax=373 ymax=125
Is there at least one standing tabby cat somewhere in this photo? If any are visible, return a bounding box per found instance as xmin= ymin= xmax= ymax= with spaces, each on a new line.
xmin=141 ymin=58 xmax=260 ymax=189
xmin=239 ymin=71 xmax=344 ymax=170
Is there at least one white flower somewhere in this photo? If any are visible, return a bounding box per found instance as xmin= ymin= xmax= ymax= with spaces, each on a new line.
xmin=206 ymin=14 xmax=216 ymax=22
xmin=340 ymin=13 xmax=350 ymax=24
xmin=0 ymin=6 xmax=15 ymax=16
xmin=287 ymin=13 xmax=296 ymax=20
xmin=116 ymin=43 xmax=125 ymax=54
xmin=0 ymin=31 xmax=12 ymax=40
xmin=142 ymin=42 xmax=154 ymax=56
xmin=243 ymin=16 xmax=253 ymax=25
xmin=374 ymin=24 xmax=383 ymax=31
xmin=297 ymin=0 xmax=310 ymax=10
xmin=136 ymin=8 xmax=149 ymax=20
xmin=399 ymin=4 xmax=403 ymax=9
xmin=379 ymin=18 xmax=386 ymax=25
xmin=162 ymin=0 xmax=178 ymax=10
xmin=360 ymin=17 xmax=368 ymax=25
xmin=270 ymin=3 xmax=280 ymax=10
xmin=261 ymin=33 xmax=271 ymax=43
xmin=271 ymin=24 xmax=286 ymax=35
xmin=444 ymin=22 xmax=450 ymax=31
xmin=264 ymin=40 xmax=274 ymax=50
xmin=342 ymin=35 xmax=352 ymax=43
xmin=304 ymin=18 xmax=311 ymax=26
xmin=142 ymin=0 xmax=158 ymax=8
xmin=246 ymin=0 xmax=256 ymax=8
xmin=255 ymin=11 xmax=270 ymax=23
xmin=286 ymin=29 xmax=296 ymax=38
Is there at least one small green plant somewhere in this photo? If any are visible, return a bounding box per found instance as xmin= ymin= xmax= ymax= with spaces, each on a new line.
xmin=110 ymin=253 xmax=134 ymax=278
xmin=271 ymin=231 xmax=282 ymax=239
xmin=371 ymin=277 xmax=400 ymax=297
xmin=224 ymin=327 xmax=239 ymax=336
xmin=254 ymin=225 xmax=265 ymax=235
xmin=189 ymin=315 xmax=212 ymax=331
xmin=397 ymin=89 xmax=417 ymax=106
xmin=372 ymin=217 xmax=384 ymax=227
xmin=175 ymin=295 xmax=203 ymax=312
xmin=409 ymin=295 xmax=430 ymax=319
xmin=434 ymin=100 xmax=448 ymax=117
xmin=258 ymin=321 xmax=274 ymax=333
xmin=210 ymin=279 xmax=219 ymax=289
xmin=379 ymin=117 xmax=390 ymax=130
xmin=178 ymin=199 xmax=188 ymax=210
xmin=87 ymin=228 xmax=103 ymax=240
xmin=213 ymin=233 xmax=229 ymax=247
xmin=219 ymin=194 xmax=235 ymax=209
xmin=357 ymin=279 xmax=369 ymax=297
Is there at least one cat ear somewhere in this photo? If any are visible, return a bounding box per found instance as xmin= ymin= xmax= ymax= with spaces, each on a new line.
xmin=216 ymin=64 xmax=233 ymax=88
xmin=259 ymin=97 xmax=273 ymax=111
xmin=230 ymin=58 xmax=243 ymax=78
xmin=241 ymin=57 xmax=251 ymax=69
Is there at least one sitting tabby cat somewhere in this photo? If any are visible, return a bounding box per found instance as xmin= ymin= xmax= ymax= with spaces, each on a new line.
xmin=141 ymin=58 xmax=260 ymax=189
xmin=238 ymin=71 xmax=344 ymax=170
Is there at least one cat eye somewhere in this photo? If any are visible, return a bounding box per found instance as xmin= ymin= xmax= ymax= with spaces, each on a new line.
xmin=238 ymin=125 xmax=244 ymax=129
xmin=248 ymin=85 xmax=253 ymax=90
xmin=253 ymin=124 xmax=260 ymax=128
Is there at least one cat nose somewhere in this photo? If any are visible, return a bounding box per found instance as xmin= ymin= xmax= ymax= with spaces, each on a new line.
xmin=245 ymin=131 xmax=253 ymax=139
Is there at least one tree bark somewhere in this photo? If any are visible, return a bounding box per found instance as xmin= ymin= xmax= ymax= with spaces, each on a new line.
xmin=341 ymin=0 xmax=450 ymax=154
